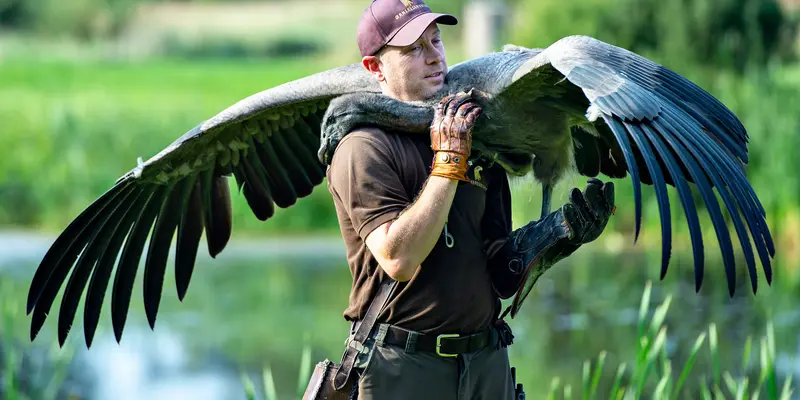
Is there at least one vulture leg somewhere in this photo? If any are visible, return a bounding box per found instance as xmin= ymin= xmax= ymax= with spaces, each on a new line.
xmin=541 ymin=183 xmax=553 ymax=219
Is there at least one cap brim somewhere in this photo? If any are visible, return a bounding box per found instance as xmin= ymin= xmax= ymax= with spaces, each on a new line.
xmin=386 ymin=13 xmax=458 ymax=48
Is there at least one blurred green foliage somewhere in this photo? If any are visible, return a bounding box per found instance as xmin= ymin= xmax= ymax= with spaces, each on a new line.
xmin=0 ymin=58 xmax=342 ymax=234
xmin=0 ymin=0 xmax=139 ymax=39
xmin=510 ymin=0 xmax=799 ymax=73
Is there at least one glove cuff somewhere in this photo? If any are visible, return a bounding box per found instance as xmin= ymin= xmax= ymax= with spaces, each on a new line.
xmin=488 ymin=210 xmax=571 ymax=299
xmin=430 ymin=151 xmax=470 ymax=182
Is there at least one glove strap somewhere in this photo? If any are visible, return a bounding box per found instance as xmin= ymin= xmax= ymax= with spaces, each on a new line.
xmin=430 ymin=151 xmax=470 ymax=182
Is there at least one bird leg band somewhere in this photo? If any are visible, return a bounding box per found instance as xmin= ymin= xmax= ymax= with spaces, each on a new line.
xmin=430 ymin=151 xmax=470 ymax=182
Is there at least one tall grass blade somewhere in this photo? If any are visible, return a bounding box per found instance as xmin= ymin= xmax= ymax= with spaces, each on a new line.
xmin=263 ymin=366 xmax=278 ymax=400
xmin=241 ymin=371 xmax=256 ymax=400
xmin=638 ymin=281 xmax=653 ymax=349
xmin=742 ymin=335 xmax=753 ymax=371
xmin=766 ymin=321 xmax=778 ymax=399
xmin=609 ymin=363 xmax=627 ymax=399
xmin=736 ymin=377 xmax=748 ymax=400
xmin=709 ymin=324 xmax=720 ymax=389
xmin=296 ymin=339 xmax=312 ymax=397
xmin=649 ymin=295 xmax=672 ymax=336
xmin=724 ymin=371 xmax=738 ymax=394
xmin=588 ymin=351 xmax=606 ymax=400
xmin=636 ymin=327 xmax=668 ymax=396
xmin=780 ymin=375 xmax=793 ymax=400
xmin=583 ymin=359 xmax=591 ymax=399
xmin=548 ymin=377 xmax=561 ymax=400
xmin=623 ymin=388 xmax=637 ymax=400
xmin=564 ymin=383 xmax=573 ymax=400
xmin=759 ymin=338 xmax=769 ymax=387
xmin=653 ymin=371 xmax=669 ymax=400
xmin=673 ymin=332 xmax=706 ymax=398
xmin=659 ymin=344 xmax=669 ymax=380
xmin=661 ymin=354 xmax=672 ymax=398
xmin=700 ymin=376 xmax=713 ymax=400
xmin=43 ymin=344 xmax=74 ymax=400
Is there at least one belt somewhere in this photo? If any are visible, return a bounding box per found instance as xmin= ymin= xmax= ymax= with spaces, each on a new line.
xmin=380 ymin=325 xmax=495 ymax=357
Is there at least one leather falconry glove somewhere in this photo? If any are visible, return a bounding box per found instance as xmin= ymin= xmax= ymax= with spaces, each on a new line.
xmin=429 ymin=89 xmax=483 ymax=182
xmin=489 ymin=178 xmax=615 ymax=300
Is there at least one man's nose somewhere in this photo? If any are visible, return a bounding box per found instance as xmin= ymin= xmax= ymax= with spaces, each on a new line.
xmin=425 ymin=44 xmax=442 ymax=64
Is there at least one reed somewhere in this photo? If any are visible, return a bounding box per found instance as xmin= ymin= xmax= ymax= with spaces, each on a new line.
xmin=546 ymin=281 xmax=793 ymax=399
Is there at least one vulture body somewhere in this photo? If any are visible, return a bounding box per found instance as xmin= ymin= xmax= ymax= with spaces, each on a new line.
xmin=25 ymin=35 xmax=775 ymax=348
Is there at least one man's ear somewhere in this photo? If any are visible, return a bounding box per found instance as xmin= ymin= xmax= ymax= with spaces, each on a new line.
xmin=362 ymin=56 xmax=384 ymax=82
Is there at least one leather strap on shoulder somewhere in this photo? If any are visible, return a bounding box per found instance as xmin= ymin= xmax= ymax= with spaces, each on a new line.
xmin=333 ymin=278 xmax=396 ymax=390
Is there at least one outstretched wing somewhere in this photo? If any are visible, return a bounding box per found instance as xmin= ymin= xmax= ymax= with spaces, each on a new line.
xmin=506 ymin=35 xmax=774 ymax=297
xmin=26 ymin=62 xmax=379 ymax=347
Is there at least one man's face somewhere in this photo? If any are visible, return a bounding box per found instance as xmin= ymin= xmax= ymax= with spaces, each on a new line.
xmin=363 ymin=23 xmax=447 ymax=102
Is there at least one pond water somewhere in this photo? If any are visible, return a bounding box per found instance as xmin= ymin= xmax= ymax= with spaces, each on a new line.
xmin=1 ymin=232 xmax=798 ymax=399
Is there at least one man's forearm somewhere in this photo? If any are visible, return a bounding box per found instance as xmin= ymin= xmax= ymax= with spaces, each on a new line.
xmin=367 ymin=175 xmax=457 ymax=281
xmin=366 ymin=91 xmax=482 ymax=281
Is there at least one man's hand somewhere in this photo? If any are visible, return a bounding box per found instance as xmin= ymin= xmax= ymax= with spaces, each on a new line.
xmin=429 ymin=89 xmax=482 ymax=182
xmin=561 ymin=178 xmax=615 ymax=245
xmin=488 ymin=178 xmax=615 ymax=300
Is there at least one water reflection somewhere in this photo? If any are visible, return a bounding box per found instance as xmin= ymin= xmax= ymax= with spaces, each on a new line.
xmin=86 ymin=327 xmax=245 ymax=400
xmin=2 ymin=234 xmax=798 ymax=399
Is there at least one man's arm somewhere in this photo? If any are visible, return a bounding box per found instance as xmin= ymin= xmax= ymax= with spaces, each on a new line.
xmin=366 ymin=176 xmax=456 ymax=281
xmin=364 ymin=91 xmax=483 ymax=282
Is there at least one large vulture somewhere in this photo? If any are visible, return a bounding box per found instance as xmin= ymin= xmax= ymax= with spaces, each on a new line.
xmin=25 ymin=35 xmax=774 ymax=348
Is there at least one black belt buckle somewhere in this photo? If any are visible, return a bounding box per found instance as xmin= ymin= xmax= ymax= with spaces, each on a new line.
xmin=436 ymin=333 xmax=460 ymax=357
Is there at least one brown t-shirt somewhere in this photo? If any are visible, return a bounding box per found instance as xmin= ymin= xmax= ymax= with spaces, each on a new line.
xmin=326 ymin=127 xmax=512 ymax=335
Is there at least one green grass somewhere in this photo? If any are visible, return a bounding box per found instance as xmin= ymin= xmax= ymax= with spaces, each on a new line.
xmin=546 ymin=281 xmax=793 ymax=399
xmin=0 ymin=57 xmax=344 ymax=235
xmin=242 ymin=335 xmax=313 ymax=400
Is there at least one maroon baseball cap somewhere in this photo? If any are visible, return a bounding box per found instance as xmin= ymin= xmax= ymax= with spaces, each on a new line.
xmin=357 ymin=0 xmax=458 ymax=57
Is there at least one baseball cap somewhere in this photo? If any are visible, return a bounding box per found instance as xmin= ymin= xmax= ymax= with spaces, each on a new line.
xmin=357 ymin=0 xmax=458 ymax=57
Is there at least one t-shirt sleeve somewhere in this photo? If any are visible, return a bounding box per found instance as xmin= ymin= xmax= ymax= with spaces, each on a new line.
xmin=481 ymin=164 xmax=513 ymax=257
xmin=327 ymin=131 xmax=412 ymax=241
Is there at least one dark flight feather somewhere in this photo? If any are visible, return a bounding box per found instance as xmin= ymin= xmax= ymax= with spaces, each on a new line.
xmin=111 ymin=183 xmax=172 ymax=343
xmin=83 ymin=186 xmax=155 ymax=347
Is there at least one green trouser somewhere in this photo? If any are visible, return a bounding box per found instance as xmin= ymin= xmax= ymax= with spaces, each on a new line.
xmin=351 ymin=323 xmax=516 ymax=399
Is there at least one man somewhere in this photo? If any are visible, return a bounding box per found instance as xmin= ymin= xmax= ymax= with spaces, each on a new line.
xmin=323 ymin=0 xmax=615 ymax=398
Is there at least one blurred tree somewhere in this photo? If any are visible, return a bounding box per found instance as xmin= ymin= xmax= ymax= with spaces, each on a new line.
xmin=0 ymin=0 xmax=26 ymax=28
xmin=0 ymin=0 xmax=140 ymax=39
xmin=510 ymin=0 xmax=798 ymax=73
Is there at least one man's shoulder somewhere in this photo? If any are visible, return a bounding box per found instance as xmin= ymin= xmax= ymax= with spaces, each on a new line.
xmin=339 ymin=126 xmax=401 ymax=146
xmin=334 ymin=127 xmax=417 ymax=160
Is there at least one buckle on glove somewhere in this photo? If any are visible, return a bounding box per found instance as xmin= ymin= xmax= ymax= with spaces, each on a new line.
xmin=431 ymin=151 xmax=470 ymax=182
